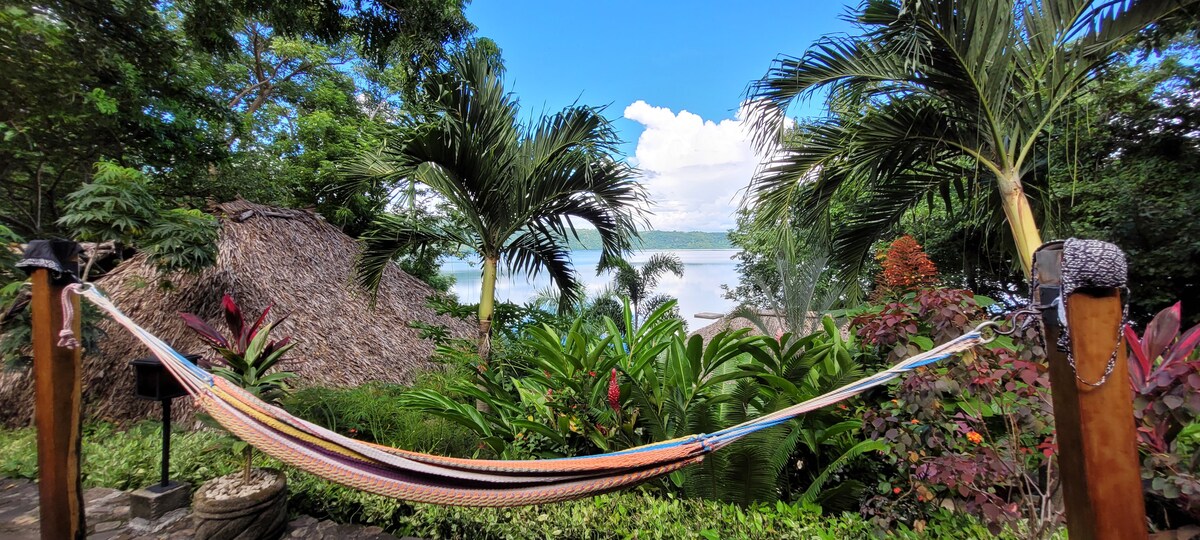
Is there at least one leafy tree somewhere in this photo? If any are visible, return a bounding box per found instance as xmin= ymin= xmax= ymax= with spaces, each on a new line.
xmin=57 ymin=162 xmax=219 ymax=278
xmin=0 ymin=1 xmax=228 ymax=237
xmin=345 ymin=47 xmax=647 ymax=363
xmin=745 ymin=0 xmax=1195 ymax=284
xmin=1051 ymin=38 xmax=1200 ymax=324
xmin=597 ymin=253 xmax=684 ymax=328
xmin=179 ymin=0 xmax=473 ymax=74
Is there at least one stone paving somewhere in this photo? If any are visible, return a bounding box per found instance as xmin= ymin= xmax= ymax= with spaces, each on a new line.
xmin=0 ymin=479 xmax=406 ymax=539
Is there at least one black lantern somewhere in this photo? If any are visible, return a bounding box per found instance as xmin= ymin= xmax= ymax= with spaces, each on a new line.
xmin=131 ymin=356 xmax=190 ymax=401
xmin=130 ymin=355 xmax=196 ymax=487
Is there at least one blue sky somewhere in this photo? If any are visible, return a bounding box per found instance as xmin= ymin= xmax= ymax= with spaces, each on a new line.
xmin=466 ymin=1 xmax=857 ymax=232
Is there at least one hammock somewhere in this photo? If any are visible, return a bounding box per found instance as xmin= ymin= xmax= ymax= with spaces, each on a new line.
xmin=64 ymin=285 xmax=989 ymax=507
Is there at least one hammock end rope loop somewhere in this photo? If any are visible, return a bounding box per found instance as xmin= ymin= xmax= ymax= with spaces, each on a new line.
xmin=55 ymin=282 xmax=92 ymax=350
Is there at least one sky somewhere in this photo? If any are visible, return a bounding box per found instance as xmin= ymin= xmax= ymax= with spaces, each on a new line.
xmin=465 ymin=1 xmax=857 ymax=233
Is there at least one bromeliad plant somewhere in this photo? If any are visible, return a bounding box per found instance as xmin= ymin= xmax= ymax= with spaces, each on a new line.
xmin=180 ymin=293 xmax=296 ymax=482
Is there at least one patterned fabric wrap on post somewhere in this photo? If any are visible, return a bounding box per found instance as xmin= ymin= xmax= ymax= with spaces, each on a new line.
xmin=1056 ymin=238 xmax=1129 ymax=386
xmin=1061 ymin=238 xmax=1128 ymax=297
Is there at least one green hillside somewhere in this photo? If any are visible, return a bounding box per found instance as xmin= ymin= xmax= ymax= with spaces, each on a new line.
xmin=565 ymin=230 xmax=733 ymax=250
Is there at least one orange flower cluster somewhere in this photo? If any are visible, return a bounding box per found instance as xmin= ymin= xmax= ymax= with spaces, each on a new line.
xmin=966 ymin=430 xmax=984 ymax=444
xmin=878 ymin=235 xmax=939 ymax=292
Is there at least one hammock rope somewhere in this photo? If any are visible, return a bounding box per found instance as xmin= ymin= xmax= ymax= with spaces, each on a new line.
xmin=62 ymin=284 xmax=992 ymax=507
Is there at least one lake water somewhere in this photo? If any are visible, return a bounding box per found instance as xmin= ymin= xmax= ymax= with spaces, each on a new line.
xmin=441 ymin=249 xmax=742 ymax=330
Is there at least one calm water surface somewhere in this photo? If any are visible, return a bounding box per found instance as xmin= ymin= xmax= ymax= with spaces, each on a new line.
xmin=441 ymin=249 xmax=741 ymax=330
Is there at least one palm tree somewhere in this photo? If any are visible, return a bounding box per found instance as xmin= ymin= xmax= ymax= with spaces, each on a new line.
xmin=598 ymin=253 xmax=684 ymax=328
xmin=344 ymin=47 xmax=647 ymax=362
xmin=745 ymin=0 xmax=1194 ymax=280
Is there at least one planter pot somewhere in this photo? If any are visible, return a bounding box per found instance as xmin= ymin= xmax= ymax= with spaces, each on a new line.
xmin=193 ymin=468 xmax=288 ymax=540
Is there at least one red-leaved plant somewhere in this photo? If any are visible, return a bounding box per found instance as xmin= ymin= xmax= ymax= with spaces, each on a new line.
xmin=1127 ymin=302 xmax=1200 ymax=397
xmin=1125 ymin=302 xmax=1200 ymax=525
xmin=875 ymin=235 xmax=939 ymax=297
xmin=179 ymin=293 xmax=296 ymax=402
xmin=180 ymin=293 xmax=296 ymax=483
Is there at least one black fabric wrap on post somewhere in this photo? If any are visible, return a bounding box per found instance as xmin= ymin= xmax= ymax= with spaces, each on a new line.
xmin=17 ymin=240 xmax=81 ymax=284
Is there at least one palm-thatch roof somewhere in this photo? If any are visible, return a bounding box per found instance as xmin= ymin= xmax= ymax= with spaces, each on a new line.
xmin=690 ymin=309 xmax=837 ymax=343
xmin=690 ymin=311 xmax=788 ymax=343
xmin=0 ymin=200 xmax=473 ymax=426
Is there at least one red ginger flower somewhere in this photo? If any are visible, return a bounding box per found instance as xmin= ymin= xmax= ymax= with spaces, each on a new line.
xmin=608 ymin=368 xmax=620 ymax=412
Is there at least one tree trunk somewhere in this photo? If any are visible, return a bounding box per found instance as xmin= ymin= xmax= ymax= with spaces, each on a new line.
xmin=996 ymin=169 xmax=1043 ymax=276
xmin=477 ymin=256 xmax=497 ymax=366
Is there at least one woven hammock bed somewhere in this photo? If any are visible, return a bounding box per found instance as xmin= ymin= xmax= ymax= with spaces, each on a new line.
xmin=66 ymin=284 xmax=989 ymax=507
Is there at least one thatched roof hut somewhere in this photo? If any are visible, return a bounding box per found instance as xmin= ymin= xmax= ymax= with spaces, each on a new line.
xmin=0 ymin=200 xmax=473 ymax=425
xmin=690 ymin=312 xmax=788 ymax=343
xmin=690 ymin=309 xmax=836 ymax=343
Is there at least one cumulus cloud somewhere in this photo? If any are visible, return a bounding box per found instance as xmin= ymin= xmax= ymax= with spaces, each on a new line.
xmin=623 ymin=100 xmax=768 ymax=232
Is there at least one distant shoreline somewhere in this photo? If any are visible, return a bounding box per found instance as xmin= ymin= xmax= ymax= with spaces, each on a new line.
xmin=566 ymin=230 xmax=732 ymax=251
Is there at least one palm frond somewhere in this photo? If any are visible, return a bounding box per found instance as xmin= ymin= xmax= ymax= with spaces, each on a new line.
xmin=356 ymin=214 xmax=470 ymax=301
xmin=503 ymin=228 xmax=582 ymax=312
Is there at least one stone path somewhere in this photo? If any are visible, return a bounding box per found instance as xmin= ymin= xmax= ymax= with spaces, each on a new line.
xmin=0 ymin=479 xmax=407 ymax=539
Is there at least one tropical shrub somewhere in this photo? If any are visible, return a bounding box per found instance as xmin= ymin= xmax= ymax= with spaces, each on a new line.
xmin=283 ymin=379 xmax=479 ymax=459
xmin=855 ymin=287 xmax=1060 ymax=536
xmin=401 ymin=298 xmax=877 ymax=507
xmin=399 ymin=301 xmax=692 ymax=459
xmin=852 ymin=288 xmax=995 ymax=365
xmin=180 ymin=293 xmax=296 ymax=482
xmin=685 ymin=317 xmax=875 ymax=508
xmin=1126 ymin=302 xmax=1200 ymax=525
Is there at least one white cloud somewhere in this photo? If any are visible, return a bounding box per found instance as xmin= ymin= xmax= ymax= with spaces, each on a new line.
xmin=623 ymin=100 xmax=767 ymax=232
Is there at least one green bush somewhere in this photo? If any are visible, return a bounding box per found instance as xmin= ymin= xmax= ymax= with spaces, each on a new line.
xmin=0 ymin=422 xmax=241 ymax=489
xmin=284 ymin=379 xmax=479 ymax=458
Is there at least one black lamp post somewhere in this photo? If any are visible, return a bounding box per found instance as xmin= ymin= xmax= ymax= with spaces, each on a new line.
xmin=130 ymin=355 xmax=192 ymax=488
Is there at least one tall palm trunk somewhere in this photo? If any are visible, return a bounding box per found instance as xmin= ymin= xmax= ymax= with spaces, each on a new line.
xmin=477 ymin=256 xmax=497 ymax=365
xmin=996 ymin=169 xmax=1042 ymax=276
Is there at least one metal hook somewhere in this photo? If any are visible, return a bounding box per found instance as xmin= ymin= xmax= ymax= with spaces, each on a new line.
xmin=972 ymin=308 xmax=1041 ymax=343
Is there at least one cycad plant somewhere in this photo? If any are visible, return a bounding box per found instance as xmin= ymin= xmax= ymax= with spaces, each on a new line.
xmin=344 ymin=46 xmax=647 ymax=364
xmin=746 ymin=0 xmax=1195 ymax=280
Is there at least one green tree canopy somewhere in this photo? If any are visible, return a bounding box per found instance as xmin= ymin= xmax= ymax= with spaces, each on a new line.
xmin=0 ymin=1 xmax=228 ymax=237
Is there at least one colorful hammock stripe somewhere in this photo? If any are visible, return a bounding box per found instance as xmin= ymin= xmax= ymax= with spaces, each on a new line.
xmin=70 ymin=285 xmax=987 ymax=507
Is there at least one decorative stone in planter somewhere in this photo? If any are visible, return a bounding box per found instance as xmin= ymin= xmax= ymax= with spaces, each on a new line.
xmin=193 ymin=468 xmax=288 ymax=540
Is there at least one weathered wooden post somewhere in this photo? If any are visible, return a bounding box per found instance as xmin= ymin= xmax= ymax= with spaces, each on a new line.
xmin=19 ymin=239 xmax=86 ymax=540
xmin=1033 ymin=240 xmax=1147 ymax=540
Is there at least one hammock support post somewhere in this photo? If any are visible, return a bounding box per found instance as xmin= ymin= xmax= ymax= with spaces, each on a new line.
xmin=26 ymin=248 xmax=86 ymax=540
xmin=1034 ymin=244 xmax=1146 ymax=540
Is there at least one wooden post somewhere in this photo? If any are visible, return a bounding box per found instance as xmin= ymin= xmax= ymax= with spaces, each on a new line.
xmin=29 ymin=267 xmax=86 ymax=540
xmin=1034 ymin=244 xmax=1147 ymax=540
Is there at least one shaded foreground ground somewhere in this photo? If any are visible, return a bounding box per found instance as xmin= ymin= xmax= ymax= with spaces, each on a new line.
xmin=0 ymin=478 xmax=411 ymax=539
